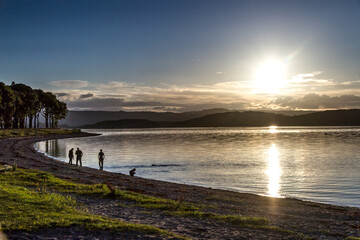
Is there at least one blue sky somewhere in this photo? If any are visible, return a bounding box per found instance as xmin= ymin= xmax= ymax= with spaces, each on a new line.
xmin=1 ymin=0 xmax=360 ymax=111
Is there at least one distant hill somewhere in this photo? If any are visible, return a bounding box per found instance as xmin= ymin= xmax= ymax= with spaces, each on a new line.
xmin=175 ymin=111 xmax=289 ymax=127
xmin=80 ymin=109 xmax=360 ymax=128
xmin=59 ymin=108 xmax=230 ymax=127
xmin=288 ymin=109 xmax=360 ymax=126
xmin=177 ymin=109 xmax=360 ymax=127
xmin=81 ymin=119 xmax=168 ymax=129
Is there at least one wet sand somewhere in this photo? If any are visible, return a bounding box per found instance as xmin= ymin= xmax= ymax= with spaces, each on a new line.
xmin=1 ymin=132 xmax=360 ymax=239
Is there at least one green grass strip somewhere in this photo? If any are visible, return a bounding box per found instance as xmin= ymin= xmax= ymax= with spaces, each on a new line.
xmin=1 ymin=168 xmax=281 ymax=236
xmin=168 ymin=210 xmax=268 ymax=227
xmin=0 ymin=171 xmax=185 ymax=239
xmin=2 ymin=169 xmax=199 ymax=212
xmin=0 ymin=128 xmax=81 ymax=138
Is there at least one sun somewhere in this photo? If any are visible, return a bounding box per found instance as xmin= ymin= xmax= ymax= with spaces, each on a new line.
xmin=254 ymin=59 xmax=287 ymax=93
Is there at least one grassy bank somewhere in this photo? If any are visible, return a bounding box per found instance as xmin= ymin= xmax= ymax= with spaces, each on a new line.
xmin=0 ymin=166 xmax=185 ymax=239
xmin=1 ymin=168 xmax=270 ymax=226
xmin=0 ymin=166 xmax=278 ymax=239
xmin=0 ymin=128 xmax=82 ymax=138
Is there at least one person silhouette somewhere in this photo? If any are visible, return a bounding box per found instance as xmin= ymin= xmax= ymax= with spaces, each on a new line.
xmin=68 ymin=148 xmax=74 ymax=165
xmin=75 ymin=148 xmax=83 ymax=167
xmin=129 ymin=168 xmax=136 ymax=176
xmin=98 ymin=149 xmax=105 ymax=170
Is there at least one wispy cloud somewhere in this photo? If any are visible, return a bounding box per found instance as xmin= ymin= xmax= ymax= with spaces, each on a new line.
xmin=290 ymin=71 xmax=324 ymax=83
xmin=48 ymin=71 xmax=360 ymax=111
xmin=49 ymin=80 xmax=89 ymax=88
xmin=271 ymin=94 xmax=360 ymax=110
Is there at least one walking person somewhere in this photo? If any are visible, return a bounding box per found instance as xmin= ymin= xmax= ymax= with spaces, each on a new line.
xmin=68 ymin=148 xmax=74 ymax=165
xmin=98 ymin=149 xmax=105 ymax=170
xmin=75 ymin=147 xmax=83 ymax=167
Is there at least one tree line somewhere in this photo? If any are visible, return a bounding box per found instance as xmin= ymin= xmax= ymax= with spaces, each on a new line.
xmin=0 ymin=82 xmax=67 ymax=129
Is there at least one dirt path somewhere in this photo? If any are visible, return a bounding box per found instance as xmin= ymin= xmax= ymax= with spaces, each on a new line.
xmin=1 ymin=133 xmax=360 ymax=239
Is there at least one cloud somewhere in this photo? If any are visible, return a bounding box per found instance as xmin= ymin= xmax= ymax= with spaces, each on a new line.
xmin=273 ymin=71 xmax=360 ymax=95
xmin=47 ymin=72 xmax=360 ymax=112
xmin=272 ymin=93 xmax=360 ymax=109
xmin=152 ymin=106 xmax=184 ymax=111
xmin=284 ymin=71 xmax=336 ymax=93
xmin=216 ymin=71 xmax=227 ymax=74
xmin=55 ymin=93 xmax=70 ymax=97
xmin=66 ymin=97 xmax=168 ymax=111
xmin=79 ymin=93 xmax=94 ymax=99
xmin=49 ymin=80 xmax=88 ymax=88
xmin=64 ymin=90 xmax=252 ymax=111
xmin=48 ymin=78 xmax=276 ymax=111
xmin=290 ymin=71 xmax=323 ymax=83
xmin=97 ymin=81 xmax=130 ymax=90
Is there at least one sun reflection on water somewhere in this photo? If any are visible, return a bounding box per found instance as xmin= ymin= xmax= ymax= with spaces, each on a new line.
xmin=268 ymin=126 xmax=278 ymax=133
xmin=266 ymin=144 xmax=281 ymax=197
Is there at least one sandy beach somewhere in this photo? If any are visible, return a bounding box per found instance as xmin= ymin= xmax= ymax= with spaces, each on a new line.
xmin=1 ymin=132 xmax=360 ymax=239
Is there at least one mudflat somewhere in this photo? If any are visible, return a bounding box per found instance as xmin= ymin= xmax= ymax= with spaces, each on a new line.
xmin=1 ymin=132 xmax=360 ymax=239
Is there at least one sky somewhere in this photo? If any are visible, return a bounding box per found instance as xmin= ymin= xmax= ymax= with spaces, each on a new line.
xmin=1 ymin=0 xmax=360 ymax=112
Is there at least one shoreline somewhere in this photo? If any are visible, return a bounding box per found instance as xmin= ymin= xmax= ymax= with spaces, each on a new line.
xmin=1 ymin=132 xmax=360 ymax=239
xmin=31 ymin=141 xmax=360 ymax=209
xmin=34 ymin=130 xmax=360 ymax=209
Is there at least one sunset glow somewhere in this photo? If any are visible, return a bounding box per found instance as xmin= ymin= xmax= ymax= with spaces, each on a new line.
xmin=254 ymin=60 xmax=287 ymax=93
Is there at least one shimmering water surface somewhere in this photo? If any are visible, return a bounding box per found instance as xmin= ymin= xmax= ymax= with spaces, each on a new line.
xmin=35 ymin=127 xmax=360 ymax=208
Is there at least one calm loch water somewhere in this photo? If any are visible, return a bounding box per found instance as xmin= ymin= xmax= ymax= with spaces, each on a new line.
xmin=35 ymin=127 xmax=360 ymax=208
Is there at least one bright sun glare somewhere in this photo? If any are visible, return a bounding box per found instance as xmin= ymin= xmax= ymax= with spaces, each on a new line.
xmin=254 ymin=59 xmax=287 ymax=93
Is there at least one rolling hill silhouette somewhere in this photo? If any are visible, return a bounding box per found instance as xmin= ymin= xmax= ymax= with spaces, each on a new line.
xmin=60 ymin=108 xmax=230 ymax=127
xmin=80 ymin=109 xmax=360 ymax=128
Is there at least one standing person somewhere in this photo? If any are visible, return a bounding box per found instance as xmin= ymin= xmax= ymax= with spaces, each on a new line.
xmin=68 ymin=148 xmax=74 ymax=165
xmin=75 ymin=148 xmax=83 ymax=167
xmin=98 ymin=149 xmax=105 ymax=170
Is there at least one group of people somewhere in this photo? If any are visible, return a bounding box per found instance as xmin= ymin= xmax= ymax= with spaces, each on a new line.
xmin=68 ymin=147 xmax=84 ymax=167
xmin=68 ymin=148 xmax=104 ymax=170
xmin=68 ymin=148 xmax=135 ymax=176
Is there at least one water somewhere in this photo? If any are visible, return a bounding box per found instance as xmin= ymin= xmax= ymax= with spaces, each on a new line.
xmin=35 ymin=127 xmax=360 ymax=208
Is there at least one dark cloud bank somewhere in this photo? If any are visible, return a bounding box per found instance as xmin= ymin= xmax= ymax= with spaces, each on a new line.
xmin=65 ymin=93 xmax=360 ymax=112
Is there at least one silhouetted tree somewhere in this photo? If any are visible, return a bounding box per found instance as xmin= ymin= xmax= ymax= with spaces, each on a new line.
xmin=49 ymin=100 xmax=67 ymax=128
xmin=40 ymin=91 xmax=61 ymax=128
xmin=0 ymin=82 xmax=67 ymax=129
xmin=10 ymin=83 xmax=38 ymax=128
xmin=33 ymin=89 xmax=43 ymax=128
xmin=0 ymin=82 xmax=16 ymax=129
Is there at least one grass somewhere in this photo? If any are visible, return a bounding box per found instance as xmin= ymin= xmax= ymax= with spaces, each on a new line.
xmin=0 ymin=128 xmax=81 ymax=138
xmin=116 ymin=190 xmax=200 ymax=212
xmin=1 ymin=168 xmax=200 ymax=212
xmin=2 ymin=169 xmax=266 ymax=226
xmin=168 ymin=210 xmax=268 ymax=227
xmin=166 ymin=210 xmax=305 ymax=237
xmin=0 ymin=169 xmax=185 ymax=239
xmin=1 ymin=167 xmax=298 ymax=237
xmin=2 ymin=169 xmax=110 ymax=196
xmin=205 ymin=194 xmax=242 ymax=203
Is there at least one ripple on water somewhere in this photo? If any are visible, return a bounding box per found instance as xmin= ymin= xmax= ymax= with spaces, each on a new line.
xmin=35 ymin=127 xmax=360 ymax=208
